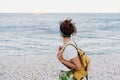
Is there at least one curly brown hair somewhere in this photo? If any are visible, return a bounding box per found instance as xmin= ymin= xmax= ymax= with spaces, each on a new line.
xmin=59 ymin=19 xmax=76 ymax=37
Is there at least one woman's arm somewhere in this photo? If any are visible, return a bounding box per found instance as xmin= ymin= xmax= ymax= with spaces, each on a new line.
xmin=57 ymin=51 xmax=81 ymax=70
xmin=61 ymin=56 xmax=81 ymax=70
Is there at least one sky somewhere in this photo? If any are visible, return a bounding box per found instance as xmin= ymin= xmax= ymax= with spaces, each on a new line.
xmin=0 ymin=0 xmax=120 ymax=13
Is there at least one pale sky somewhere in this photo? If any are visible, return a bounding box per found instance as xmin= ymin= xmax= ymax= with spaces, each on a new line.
xmin=0 ymin=0 xmax=120 ymax=13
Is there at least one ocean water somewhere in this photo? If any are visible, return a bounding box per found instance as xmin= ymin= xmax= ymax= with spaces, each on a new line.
xmin=0 ymin=13 xmax=120 ymax=55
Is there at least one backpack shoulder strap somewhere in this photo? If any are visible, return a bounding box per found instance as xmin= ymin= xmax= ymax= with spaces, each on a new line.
xmin=61 ymin=42 xmax=78 ymax=54
xmin=61 ymin=42 xmax=85 ymax=57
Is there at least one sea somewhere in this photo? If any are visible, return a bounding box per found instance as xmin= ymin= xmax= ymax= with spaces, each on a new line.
xmin=0 ymin=13 xmax=120 ymax=55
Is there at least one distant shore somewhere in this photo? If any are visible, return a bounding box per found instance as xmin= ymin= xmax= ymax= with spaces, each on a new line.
xmin=0 ymin=54 xmax=120 ymax=80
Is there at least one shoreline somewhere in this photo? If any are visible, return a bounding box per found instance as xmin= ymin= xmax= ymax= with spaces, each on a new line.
xmin=0 ymin=54 xmax=120 ymax=80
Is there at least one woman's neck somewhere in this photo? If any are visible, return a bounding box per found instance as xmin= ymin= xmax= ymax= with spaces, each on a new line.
xmin=63 ymin=37 xmax=71 ymax=44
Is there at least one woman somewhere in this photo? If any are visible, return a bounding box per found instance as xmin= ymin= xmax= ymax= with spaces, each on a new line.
xmin=57 ymin=19 xmax=81 ymax=80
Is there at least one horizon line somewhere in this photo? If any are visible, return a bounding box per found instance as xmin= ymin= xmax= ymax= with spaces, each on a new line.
xmin=0 ymin=12 xmax=120 ymax=14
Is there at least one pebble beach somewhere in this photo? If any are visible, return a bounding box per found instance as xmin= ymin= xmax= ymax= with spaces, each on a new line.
xmin=0 ymin=54 xmax=120 ymax=80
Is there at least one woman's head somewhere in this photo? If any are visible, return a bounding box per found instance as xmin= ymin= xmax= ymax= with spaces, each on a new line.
xmin=59 ymin=19 xmax=76 ymax=37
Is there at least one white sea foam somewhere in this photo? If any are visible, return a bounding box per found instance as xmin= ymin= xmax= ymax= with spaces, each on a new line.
xmin=0 ymin=13 xmax=120 ymax=55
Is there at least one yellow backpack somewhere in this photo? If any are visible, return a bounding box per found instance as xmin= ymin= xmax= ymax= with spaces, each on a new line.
xmin=61 ymin=42 xmax=90 ymax=80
